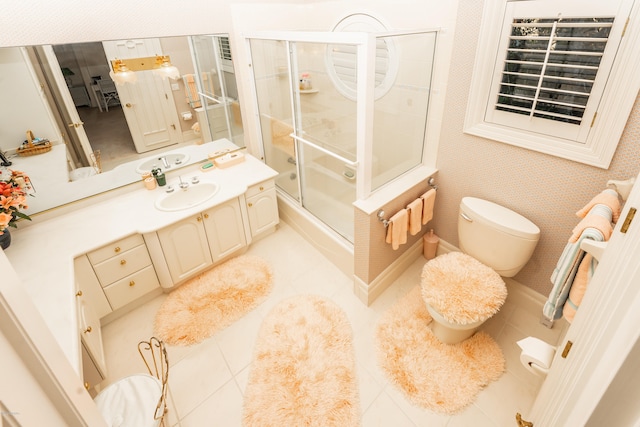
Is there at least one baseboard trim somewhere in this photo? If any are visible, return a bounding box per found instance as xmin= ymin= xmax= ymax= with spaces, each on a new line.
xmin=354 ymin=239 xmax=424 ymax=306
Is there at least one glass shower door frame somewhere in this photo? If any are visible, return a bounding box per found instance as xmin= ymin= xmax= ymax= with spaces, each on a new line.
xmin=247 ymin=29 xmax=438 ymax=200
xmin=246 ymin=30 xmax=374 ymax=200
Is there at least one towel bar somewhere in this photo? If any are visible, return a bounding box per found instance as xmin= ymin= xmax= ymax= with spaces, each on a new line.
xmin=377 ymin=177 xmax=438 ymax=228
xmin=377 ymin=210 xmax=390 ymax=228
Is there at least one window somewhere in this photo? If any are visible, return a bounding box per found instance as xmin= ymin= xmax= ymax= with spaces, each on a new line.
xmin=217 ymin=36 xmax=234 ymax=73
xmin=464 ymin=0 xmax=639 ymax=168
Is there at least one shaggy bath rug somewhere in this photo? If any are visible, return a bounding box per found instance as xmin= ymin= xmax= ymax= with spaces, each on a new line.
xmin=154 ymin=255 xmax=273 ymax=346
xmin=376 ymin=285 xmax=505 ymax=414
xmin=243 ymin=295 xmax=360 ymax=427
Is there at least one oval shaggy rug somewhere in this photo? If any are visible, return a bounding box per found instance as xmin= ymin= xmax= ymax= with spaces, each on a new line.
xmin=243 ymin=295 xmax=360 ymax=427
xmin=154 ymin=255 xmax=273 ymax=346
xmin=376 ymin=285 xmax=505 ymax=414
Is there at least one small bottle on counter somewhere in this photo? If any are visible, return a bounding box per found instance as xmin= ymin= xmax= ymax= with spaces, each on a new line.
xmin=423 ymin=229 xmax=439 ymax=260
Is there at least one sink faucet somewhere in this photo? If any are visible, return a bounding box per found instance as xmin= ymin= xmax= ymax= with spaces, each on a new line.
xmin=159 ymin=156 xmax=170 ymax=169
xmin=178 ymin=176 xmax=189 ymax=190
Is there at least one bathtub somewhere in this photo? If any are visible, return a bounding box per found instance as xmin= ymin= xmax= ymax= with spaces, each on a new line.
xmin=276 ymin=155 xmax=356 ymax=277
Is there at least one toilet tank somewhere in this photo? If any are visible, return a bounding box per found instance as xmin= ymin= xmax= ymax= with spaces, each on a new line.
xmin=458 ymin=197 xmax=540 ymax=277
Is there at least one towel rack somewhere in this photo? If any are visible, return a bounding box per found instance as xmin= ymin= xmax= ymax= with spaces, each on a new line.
xmin=377 ymin=177 xmax=438 ymax=227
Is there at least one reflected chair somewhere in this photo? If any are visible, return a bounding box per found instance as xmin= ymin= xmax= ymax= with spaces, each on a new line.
xmin=94 ymin=337 xmax=169 ymax=427
xmin=97 ymin=79 xmax=121 ymax=112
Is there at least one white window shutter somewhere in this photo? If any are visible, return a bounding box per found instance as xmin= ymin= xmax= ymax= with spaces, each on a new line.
xmin=464 ymin=0 xmax=640 ymax=168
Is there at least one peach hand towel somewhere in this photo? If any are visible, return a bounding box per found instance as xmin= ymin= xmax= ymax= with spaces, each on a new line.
xmin=407 ymin=198 xmax=423 ymax=236
xmin=576 ymin=189 xmax=621 ymax=223
xmin=562 ymin=254 xmax=593 ymax=323
xmin=569 ymin=214 xmax=613 ymax=243
xmin=385 ymin=209 xmax=408 ymax=250
xmin=420 ymin=189 xmax=436 ymax=225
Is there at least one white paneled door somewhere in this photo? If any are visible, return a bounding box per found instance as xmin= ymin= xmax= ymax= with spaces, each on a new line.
xmin=102 ymin=39 xmax=182 ymax=153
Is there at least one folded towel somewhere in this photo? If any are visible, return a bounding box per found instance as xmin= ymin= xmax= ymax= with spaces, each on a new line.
xmin=407 ymin=198 xmax=423 ymax=236
xmin=543 ymin=202 xmax=612 ymax=325
xmin=420 ymin=189 xmax=436 ymax=225
xmin=569 ymin=204 xmax=613 ymax=243
xmin=562 ymin=253 xmax=595 ymax=323
xmin=576 ymin=189 xmax=621 ymax=223
xmin=385 ymin=209 xmax=408 ymax=250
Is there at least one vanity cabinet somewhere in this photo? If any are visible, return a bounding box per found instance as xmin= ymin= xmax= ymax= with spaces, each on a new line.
xmin=87 ymin=234 xmax=160 ymax=311
xmin=157 ymin=197 xmax=247 ymax=285
xmin=245 ymin=179 xmax=279 ymax=238
xmin=157 ymin=213 xmax=213 ymax=284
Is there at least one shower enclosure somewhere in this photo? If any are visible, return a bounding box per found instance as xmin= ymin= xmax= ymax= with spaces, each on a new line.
xmin=248 ymin=29 xmax=437 ymax=243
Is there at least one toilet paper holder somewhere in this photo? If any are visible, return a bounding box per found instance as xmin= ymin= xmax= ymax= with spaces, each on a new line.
xmin=517 ymin=336 xmax=556 ymax=376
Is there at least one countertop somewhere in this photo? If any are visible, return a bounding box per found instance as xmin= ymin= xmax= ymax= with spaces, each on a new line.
xmin=3 ymin=149 xmax=277 ymax=372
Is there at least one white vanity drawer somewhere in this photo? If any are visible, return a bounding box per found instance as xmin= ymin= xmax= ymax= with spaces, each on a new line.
xmin=92 ymin=244 xmax=152 ymax=287
xmin=103 ymin=265 xmax=160 ymax=310
xmin=87 ymin=234 xmax=145 ymax=265
xmin=246 ymin=179 xmax=275 ymax=199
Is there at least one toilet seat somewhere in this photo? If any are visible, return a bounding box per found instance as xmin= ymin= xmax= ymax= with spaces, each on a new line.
xmin=421 ymin=252 xmax=507 ymax=325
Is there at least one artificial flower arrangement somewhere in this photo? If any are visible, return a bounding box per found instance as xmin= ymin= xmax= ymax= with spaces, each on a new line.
xmin=0 ymin=169 xmax=33 ymax=235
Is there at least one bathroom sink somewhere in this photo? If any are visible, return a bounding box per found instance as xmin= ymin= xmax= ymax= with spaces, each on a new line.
xmin=136 ymin=153 xmax=190 ymax=174
xmin=155 ymin=181 xmax=220 ymax=212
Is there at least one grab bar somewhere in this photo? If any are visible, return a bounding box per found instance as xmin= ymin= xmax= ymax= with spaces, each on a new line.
xmin=289 ymin=134 xmax=358 ymax=167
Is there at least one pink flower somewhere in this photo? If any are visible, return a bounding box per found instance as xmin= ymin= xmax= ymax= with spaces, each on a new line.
xmin=0 ymin=169 xmax=33 ymax=233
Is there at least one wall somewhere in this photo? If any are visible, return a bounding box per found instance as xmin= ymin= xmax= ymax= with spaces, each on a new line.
xmin=0 ymin=48 xmax=60 ymax=152
xmin=430 ymin=0 xmax=640 ymax=296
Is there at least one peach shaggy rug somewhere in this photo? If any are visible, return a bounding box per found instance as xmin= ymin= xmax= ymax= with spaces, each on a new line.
xmin=243 ymin=295 xmax=360 ymax=427
xmin=376 ymin=285 xmax=505 ymax=414
xmin=154 ymin=255 xmax=273 ymax=346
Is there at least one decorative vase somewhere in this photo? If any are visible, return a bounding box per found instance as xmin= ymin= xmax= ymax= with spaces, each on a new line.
xmin=0 ymin=228 xmax=11 ymax=250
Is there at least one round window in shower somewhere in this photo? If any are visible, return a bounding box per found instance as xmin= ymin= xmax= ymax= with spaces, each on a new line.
xmin=326 ymin=13 xmax=398 ymax=101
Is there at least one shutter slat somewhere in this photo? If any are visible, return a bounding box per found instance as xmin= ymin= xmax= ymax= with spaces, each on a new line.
xmin=495 ymin=16 xmax=614 ymax=124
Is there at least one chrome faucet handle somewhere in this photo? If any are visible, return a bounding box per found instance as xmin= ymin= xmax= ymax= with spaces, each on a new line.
xmin=178 ymin=176 xmax=189 ymax=190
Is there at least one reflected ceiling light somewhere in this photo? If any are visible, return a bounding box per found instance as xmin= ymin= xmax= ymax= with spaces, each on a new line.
xmin=152 ymin=55 xmax=180 ymax=80
xmin=109 ymin=59 xmax=138 ymax=85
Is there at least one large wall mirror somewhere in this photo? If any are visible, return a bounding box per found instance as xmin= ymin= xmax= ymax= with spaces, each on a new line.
xmin=0 ymin=34 xmax=243 ymax=214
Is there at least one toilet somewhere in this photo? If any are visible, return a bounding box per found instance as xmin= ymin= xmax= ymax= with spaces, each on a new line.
xmin=421 ymin=197 xmax=540 ymax=344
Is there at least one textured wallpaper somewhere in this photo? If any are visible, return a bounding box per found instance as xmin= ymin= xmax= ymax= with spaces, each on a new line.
xmin=431 ymin=0 xmax=640 ymax=296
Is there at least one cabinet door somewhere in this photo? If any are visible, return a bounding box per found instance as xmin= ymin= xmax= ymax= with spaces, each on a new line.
xmin=203 ymin=198 xmax=247 ymax=263
xmin=74 ymin=256 xmax=112 ymax=319
xmin=78 ymin=297 xmax=107 ymax=381
xmin=157 ymin=214 xmax=213 ymax=284
xmin=246 ymin=185 xmax=279 ymax=237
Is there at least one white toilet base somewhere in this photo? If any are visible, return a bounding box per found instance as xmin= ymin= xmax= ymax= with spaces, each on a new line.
xmin=428 ymin=320 xmax=479 ymax=345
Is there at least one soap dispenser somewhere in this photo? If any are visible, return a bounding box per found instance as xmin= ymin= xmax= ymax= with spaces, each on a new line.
xmin=152 ymin=166 xmax=166 ymax=186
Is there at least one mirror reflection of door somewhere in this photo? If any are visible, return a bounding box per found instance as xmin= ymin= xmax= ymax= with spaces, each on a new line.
xmin=28 ymin=42 xmax=139 ymax=173
xmin=102 ymin=39 xmax=183 ymax=155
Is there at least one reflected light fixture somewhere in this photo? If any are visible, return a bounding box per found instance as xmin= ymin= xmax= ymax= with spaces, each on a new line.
xmin=152 ymin=55 xmax=181 ymax=80
xmin=109 ymin=59 xmax=137 ymax=85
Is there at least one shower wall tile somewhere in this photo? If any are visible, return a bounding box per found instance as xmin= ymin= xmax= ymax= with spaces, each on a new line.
xmin=430 ymin=0 xmax=640 ymax=297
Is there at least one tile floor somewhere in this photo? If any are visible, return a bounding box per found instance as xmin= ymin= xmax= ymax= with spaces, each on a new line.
xmin=100 ymin=221 xmax=569 ymax=426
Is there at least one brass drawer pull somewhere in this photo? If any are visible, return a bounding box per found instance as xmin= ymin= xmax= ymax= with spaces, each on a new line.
xmin=76 ymin=290 xmax=83 ymax=297
xmin=259 ymin=186 xmax=264 ymax=191
xmin=120 ymin=259 xmax=127 ymax=265
xmin=204 ymin=213 xmax=209 ymax=219
xmin=129 ymin=281 xmax=135 ymax=287
xmin=114 ymin=246 xmax=121 ymax=253
xmin=197 ymin=216 xmax=202 ymax=222
xmin=84 ymin=382 xmax=90 ymax=390
xmin=84 ymin=326 xmax=92 ymax=334
xmin=248 ymin=202 xmax=253 ymax=207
